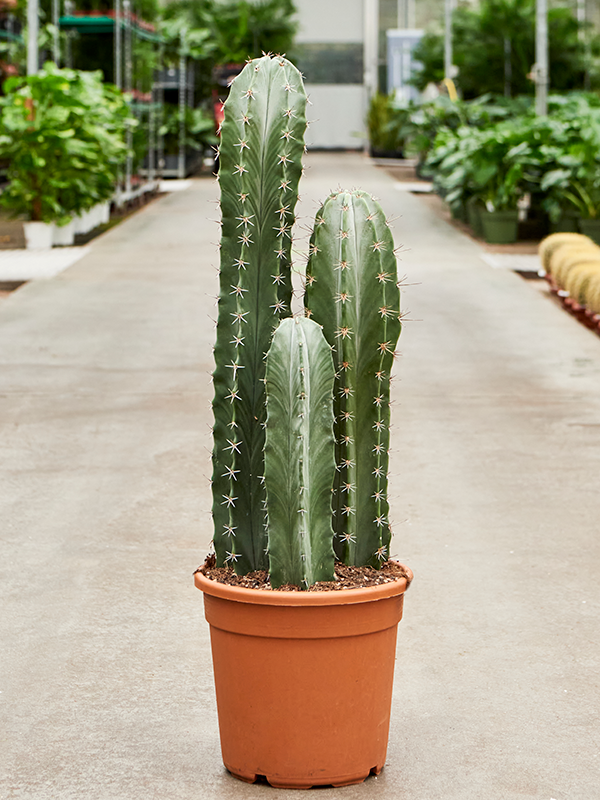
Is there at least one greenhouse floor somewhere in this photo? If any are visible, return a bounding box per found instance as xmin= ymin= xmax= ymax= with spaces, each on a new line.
xmin=1 ymin=152 xmax=599 ymax=800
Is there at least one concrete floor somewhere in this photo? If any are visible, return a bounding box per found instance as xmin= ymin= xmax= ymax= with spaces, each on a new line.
xmin=1 ymin=153 xmax=599 ymax=799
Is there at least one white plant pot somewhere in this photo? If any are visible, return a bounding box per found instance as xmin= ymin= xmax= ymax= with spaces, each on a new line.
xmin=52 ymin=220 xmax=75 ymax=246
xmin=99 ymin=201 xmax=111 ymax=224
xmin=73 ymin=212 xmax=86 ymax=235
xmin=23 ymin=221 xmax=54 ymax=250
xmin=92 ymin=204 xmax=103 ymax=228
xmin=74 ymin=209 xmax=93 ymax=235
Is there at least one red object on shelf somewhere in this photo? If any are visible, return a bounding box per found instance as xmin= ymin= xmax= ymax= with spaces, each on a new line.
xmin=214 ymin=100 xmax=225 ymax=133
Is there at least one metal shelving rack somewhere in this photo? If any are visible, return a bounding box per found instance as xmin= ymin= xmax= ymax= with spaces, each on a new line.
xmin=59 ymin=0 xmax=164 ymax=203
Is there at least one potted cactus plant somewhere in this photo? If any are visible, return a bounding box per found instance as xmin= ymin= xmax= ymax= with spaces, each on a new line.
xmin=194 ymin=54 xmax=412 ymax=789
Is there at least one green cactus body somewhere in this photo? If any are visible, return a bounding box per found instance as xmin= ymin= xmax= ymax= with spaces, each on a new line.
xmin=264 ymin=317 xmax=336 ymax=589
xmin=211 ymin=55 xmax=307 ymax=573
xmin=304 ymin=190 xmax=401 ymax=568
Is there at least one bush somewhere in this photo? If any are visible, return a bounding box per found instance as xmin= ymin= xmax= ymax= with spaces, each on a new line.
xmin=0 ymin=63 xmax=133 ymax=223
xmin=422 ymin=93 xmax=600 ymax=221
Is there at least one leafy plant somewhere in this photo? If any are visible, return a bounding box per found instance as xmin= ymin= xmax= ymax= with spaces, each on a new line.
xmin=0 ymin=63 xmax=132 ymax=223
xmin=158 ymin=103 xmax=216 ymax=155
xmin=411 ymin=0 xmax=598 ymax=99
xmin=367 ymin=93 xmax=405 ymax=154
xmin=162 ymin=0 xmax=297 ymax=68
xmin=422 ymin=95 xmax=600 ymax=221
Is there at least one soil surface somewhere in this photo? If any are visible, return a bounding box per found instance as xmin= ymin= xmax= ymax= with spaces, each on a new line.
xmin=196 ymin=554 xmax=411 ymax=591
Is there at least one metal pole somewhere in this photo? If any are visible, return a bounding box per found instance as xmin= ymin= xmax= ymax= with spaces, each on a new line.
xmin=577 ymin=0 xmax=585 ymax=30
xmin=444 ymin=0 xmax=453 ymax=81
xmin=158 ymin=43 xmax=164 ymax=179
xmin=114 ymin=0 xmax=122 ymax=89
xmin=27 ymin=0 xmax=39 ymax=76
xmin=52 ymin=0 xmax=59 ymax=64
xmin=124 ymin=0 xmax=132 ymax=194
xmin=535 ymin=0 xmax=548 ymax=116
xmin=178 ymin=31 xmax=186 ymax=180
xmin=64 ymin=0 xmax=73 ymax=68
xmin=149 ymin=49 xmax=156 ymax=183
xmin=398 ymin=0 xmax=415 ymax=28
xmin=364 ymin=0 xmax=379 ymax=97
xmin=397 ymin=0 xmax=406 ymax=27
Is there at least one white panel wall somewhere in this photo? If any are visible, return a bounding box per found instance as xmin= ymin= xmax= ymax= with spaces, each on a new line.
xmin=305 ymin=85 xmax=367 ymax=149
xmin=295 ymin=0 xmax=364 ymax=43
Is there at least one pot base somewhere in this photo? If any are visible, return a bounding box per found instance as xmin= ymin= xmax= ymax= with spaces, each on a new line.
xmin=227 ymin=763 xmax=382 ymax=788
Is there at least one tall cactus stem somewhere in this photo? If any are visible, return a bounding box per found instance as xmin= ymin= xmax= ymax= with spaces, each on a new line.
xmin=211 ymin=55 xmax=307 ymax=573
xmin=304 ymin=190 xmax=402 ymax=568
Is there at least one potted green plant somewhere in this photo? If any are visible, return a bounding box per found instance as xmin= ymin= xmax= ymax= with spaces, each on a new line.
xmin=194 ymin=54 xmax=412 ymax=789
xmin=367 ymin=92 xmax=406 ymax=158
xmin=0 ymin=63 xmax=130 ymax=248
xmin=462 ymin=124 xmax=539 ymax=244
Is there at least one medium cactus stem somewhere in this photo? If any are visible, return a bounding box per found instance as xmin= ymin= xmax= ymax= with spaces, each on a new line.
xmin=211 ymin=55 xmax=307 ymax=573
xmin=264 ymin=317 xmax=336 ymax=589
xmin=304 ymin=190 xmax=401 ymax=568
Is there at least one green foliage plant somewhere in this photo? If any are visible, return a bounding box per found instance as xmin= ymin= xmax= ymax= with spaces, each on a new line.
xmin=0 ymin=63 xmax=131 ymax=224
xmin=211 ymin=55 xmax=403 ymax=587
xmin=410 ymin=0 xmax=597 ymax=99
xmin=367 ymin=93 xmax=405 ymax=154
xmin=420 ymin=94 xmax=600 ymax=224
xmin=158 ymin=104 xmax=217 ymax=155
xmin=207 ymin=0 xmax=297 ymax=65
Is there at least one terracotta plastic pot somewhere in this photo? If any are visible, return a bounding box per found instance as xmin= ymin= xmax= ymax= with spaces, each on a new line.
xmin=195 ymin=566 xmax=412 ymax=789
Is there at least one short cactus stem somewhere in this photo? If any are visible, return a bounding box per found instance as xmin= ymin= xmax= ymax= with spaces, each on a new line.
xmin=264 ymin=317 xmax=336 ymax=588
xmin=304 ymin=190 xmax=402 ymax=568
xmin=211 ymin=55 xmax=308 ymax=573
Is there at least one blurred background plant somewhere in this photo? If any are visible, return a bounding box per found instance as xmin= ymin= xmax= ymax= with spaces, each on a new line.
xmin=410 ymin=0 xmax=600 ymax=99
xmin=0 ymin=63 xmax=131 ymax=222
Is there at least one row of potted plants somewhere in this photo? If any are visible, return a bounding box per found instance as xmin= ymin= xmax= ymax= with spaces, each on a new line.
xmin=422 ymin=94 xmax=600 ymax=244
xmin=20 ymin=201 xmax=111 ymax=249
xmin=0 ymin=62 xmax=133 ymax=247
xmin=540 ymin=232 xmax=600 ymax=334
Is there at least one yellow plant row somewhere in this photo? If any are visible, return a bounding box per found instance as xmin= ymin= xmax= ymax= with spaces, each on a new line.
xmin=539 ymin=233 xmax=600 ymax=316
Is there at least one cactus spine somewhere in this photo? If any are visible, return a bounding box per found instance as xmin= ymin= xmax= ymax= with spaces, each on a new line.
xmin=264 ymin=317 xmax=336 ymax=588
xmin=211 ymin=55 xmax=307 ymax=573
xmin=304 ymin=190 xmax=401 ymax=568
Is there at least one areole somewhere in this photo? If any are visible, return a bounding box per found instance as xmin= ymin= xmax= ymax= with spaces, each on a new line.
xmin=195 ymin=567 xmax=413 ymax=789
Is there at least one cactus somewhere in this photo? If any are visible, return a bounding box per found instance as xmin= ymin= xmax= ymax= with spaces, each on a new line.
xmin=304 ymin=190 xmax=402 ymax=568
xmin=264 ymin=317 xmax=336 ymax=588
xmin=211 ymin=55 xmax=307 ymax=573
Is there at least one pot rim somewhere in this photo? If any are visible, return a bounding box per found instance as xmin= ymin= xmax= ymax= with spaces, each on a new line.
xmin=194 ymin=562 xmax=413 ymax=607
